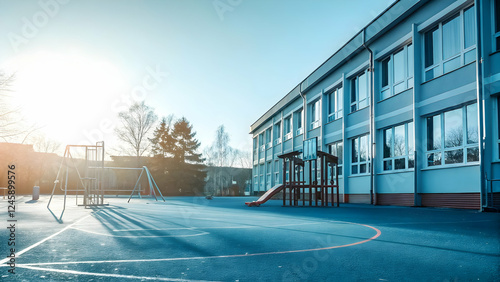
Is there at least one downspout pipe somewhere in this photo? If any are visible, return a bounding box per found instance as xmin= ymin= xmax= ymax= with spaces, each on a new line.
xmin=362 ymin=30 xmax=376 ymax=206
xmin=475 ymin=0 xmax=486 ymax=210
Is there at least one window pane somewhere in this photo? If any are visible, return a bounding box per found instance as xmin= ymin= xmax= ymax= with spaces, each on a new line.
xmin=466 ymin=103 xmax=478 ymax=144
xmin=360 ymin=163 xmax=367 ymax=174
xmin=352 ymin=138 xmax=358 ymax=163
xmin=337 ymin=142 xmax=343 ymax=165
xmin=464 ymin=49 xmax=476 ymax=65
xmin=384 ymin=160 xmax=392 ymax=171
xmin=394 ymin=49 xmax=405 ymax=83
xmin=338 ymin=88 xmax=343 ymax=117
xmin=444 ymin=108 xmax=463 ymax=148
xmin=360 ymin=135 xmax=368 ymax=162
xmin=297 ymin=111 xmax=302 ymax=129
xmin=394 ymin=124 xmax=405 ymax=156
xmin=351 ymin=79 xmax=357 ymax=104
xmin=427 ymin=115 xmax=441 ymax=150
xmin=442 ymin=15 xmax=460 ymax=59
xmin=382 ymin=57 xmax=390 ymax=87
xmin=443 ymin=56 xmax=461 ymax=73
xmin=315 ymin=100 xmax=321 ymax=121
xmin=464 ymin=6 xmax=476 ymax=48
xmin=329 ymin=92 xmax=335 ymax=115
xmin=352 ymin=165 xmax=358 ymax=175
xmin=467 ymin=147 xmax=479 ymax=162
xmin=384 ymin=128 xmax=392 ymax=158
xmin=408 ymin=154 xmax=415 ymax=168
xmin=445 ymin=148 xmax=463 ymax=164
xmin=425 ymin=26 xmax=439 ymax=68
xmin=408 ymin=122 xmax=414 ymax=154
xmin=358 ymin=72 xmax=367 ymax=104
xmin=408 ymin=44 xmax=414 ymax=78
xmin=395 ymin=158 xmax=406 ymax=170
xmin=427 ymin=152 xmax=441 ymax=166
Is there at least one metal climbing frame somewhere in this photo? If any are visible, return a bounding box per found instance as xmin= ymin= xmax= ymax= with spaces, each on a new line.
xmin=48 ymin=141 xmax=166 ymax=221
xmin=47 ymin=142 xmax=106 ymax=221
xmin=278 ymin=150 xmax=340 ymax=207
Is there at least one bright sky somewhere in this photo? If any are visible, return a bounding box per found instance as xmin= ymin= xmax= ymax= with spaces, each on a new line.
xmin=0 ymin=0 xmax=394 ymax=157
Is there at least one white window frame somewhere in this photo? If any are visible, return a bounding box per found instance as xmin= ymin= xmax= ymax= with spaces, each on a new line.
xmin=266 ymin=161 xmax=272 ymax=189
xmin=422 ymin=4 xmax=476 ymax=82
xmin=328 ymin=141 xmax=343 ymax=178
xmin=259 ymin=164 xmax=264 ymax=191
xmin=382 ymin=122 xmax=415 ymax=172
xmin=265 ymin=128 xmax=272 ymax=148
xmin=425 ymin=104 xmax=479 ymax=167
xmin=283 ymin=115 xmax=292 ymax=140
xmin=380 ymin=44 xmax=414 ymax=101
xmin=274 ymin=160 xmax=280 ymax=184
xmin=351 ymin=134 xmax=370 ymax=175
xmin=295 ymin=109 xmax=303 ymax=136
xmin=274 ymin=122 xmax=281 ymax=145
xmin=310 ymin=99 xmax=321 ymax=129
xmin=259 ymin=133 xmax=265 ymax=153
xmin=350 ymin=70 xmax=370 ymax=113
xmin=327 ymin=86 xmax=343 ymax=122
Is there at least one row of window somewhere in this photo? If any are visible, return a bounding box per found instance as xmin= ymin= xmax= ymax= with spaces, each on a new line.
xmin=255 ymin=103 xmax=483 ymax=184
xmin=254 ymin=4 xmax=480 ymax=146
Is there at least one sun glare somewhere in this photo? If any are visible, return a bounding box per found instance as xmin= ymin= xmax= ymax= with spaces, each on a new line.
xmin=3 ymin=51 xmax=127 ymax=145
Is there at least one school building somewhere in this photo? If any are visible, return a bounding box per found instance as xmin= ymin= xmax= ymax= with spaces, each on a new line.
xmin=249 ymin=0 xmax=500 ymax=210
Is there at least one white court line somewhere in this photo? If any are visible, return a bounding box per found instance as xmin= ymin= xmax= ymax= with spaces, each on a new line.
xmin=70 ymin=226 xmax=209 ymax=238
xmin=17 ymin=265 xmax=213 ymax=282
xmin=17 ymin=220 xmax=382 ymax=267
xmin=0 ymin=214 xmax=92 ymax=265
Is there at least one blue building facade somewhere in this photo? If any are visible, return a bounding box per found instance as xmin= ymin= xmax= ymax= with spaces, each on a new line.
xmin=249 ymin=0 xmax=500 ymax=210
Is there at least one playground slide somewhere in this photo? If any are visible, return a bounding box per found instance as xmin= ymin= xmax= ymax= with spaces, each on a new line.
xmin=245 ymin=185 xmax=284 ymax=207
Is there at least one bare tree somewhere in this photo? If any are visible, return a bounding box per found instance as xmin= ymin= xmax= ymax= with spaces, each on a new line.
xmin=0 ymin=71 xmax=41 ymax=143
xmin=205 ymin=125 xmax=240 ymax=195
xmin=115 ymin=101 xmax=158 ymax=159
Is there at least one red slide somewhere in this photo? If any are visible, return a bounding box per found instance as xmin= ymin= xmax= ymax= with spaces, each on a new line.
xmin=245 ymin=185 xmax=284 ymax=207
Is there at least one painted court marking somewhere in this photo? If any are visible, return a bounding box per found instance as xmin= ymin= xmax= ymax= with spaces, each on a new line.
xmin=18 ymin=221 xmax=381 ymax=267
xmin=2 ymin=199 xmax=382 ymax=280
xmin=0 ymin=214 xmax=92 ymax=265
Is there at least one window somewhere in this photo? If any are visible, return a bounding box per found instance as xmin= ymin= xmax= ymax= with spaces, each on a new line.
xmin=259 ymin=133 xmax=265 ymax=152
xmin=284 ymin=116 xmax=292 ymax=140
xmin=274 ymin=122 xmax=281 ymax=145
xmin=259 ymin=164 xmax=264 ymax=191
xmin=351 ymin=134 xmax=370 ymax=175
xmin=426 ymin=104 xmax=479 ymax=166
xmin=266 ymin=162 xmax=272 ymax=189
xmin=351 ymin=70 xmax=369 ymax=112
xmin=380 ymin=44 xmax=414 ymax=100
xmin=328 ymin=141 xmax=343 ymax=177
xmin=295 ymin=109 xmax=303 ymax=135
xmin=327 ymin=86 xmax=343 ymax=122
xmin=495 ymin=0 xmax=500 ymax=51
xmin=423 ymin=5 xmax=476 ymax=81
xmin=382 ymin=122 xmax=414 ymax=171
xmin=274 ymin=160 xmax=280 ymax=184
xmin=265 ymin=128 xmax=272 ymax=148
xmin=310 ymin=100 xmax=321 ymax=129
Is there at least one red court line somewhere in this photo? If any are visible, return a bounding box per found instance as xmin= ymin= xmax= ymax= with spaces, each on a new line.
xmin=18 ymin=221 xmax=382 ymax=267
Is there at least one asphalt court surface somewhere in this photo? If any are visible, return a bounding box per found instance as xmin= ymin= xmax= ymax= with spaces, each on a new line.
xmin=0 ymin=196 xmax=499 ymax=281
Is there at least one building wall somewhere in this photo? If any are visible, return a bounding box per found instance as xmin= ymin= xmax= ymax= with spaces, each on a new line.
xmin=250 ymin=0 xmax=500 ymax=210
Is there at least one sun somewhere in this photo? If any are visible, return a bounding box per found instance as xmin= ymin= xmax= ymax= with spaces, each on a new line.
xmin=2 ymin=51 xmax=127 ymax=145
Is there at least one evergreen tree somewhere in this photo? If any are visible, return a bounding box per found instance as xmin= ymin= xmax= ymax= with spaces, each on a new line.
xmin=149 ymin=116 xmax=206 ymax=195
xmin=171 ymin=117 xmax=204 ymax=164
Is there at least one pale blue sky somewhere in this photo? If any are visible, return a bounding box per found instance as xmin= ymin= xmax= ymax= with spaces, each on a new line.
xmin=0 ymin=0 xmax=394 ymax=156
